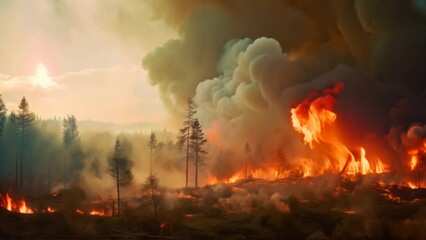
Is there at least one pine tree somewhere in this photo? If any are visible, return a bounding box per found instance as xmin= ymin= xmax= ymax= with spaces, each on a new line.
xmin=106 ymin=138 xmax=133 ymax=216
xmin=10 ymin=97 xmax=35 ymax=190
xmin=178 ymin=98 xmax=196 ymax=188
xmin=190 ymin=119 xmax=207 ymax=188
xmin=63 ymin=115 xmax=80 ymax=187
xmin=0 ymin=94 xmax=6 ymax=137
xmin=244 ymin=143 xmax=251 ymax=179
xmin=141 ymin=174 xmax=161 ymax=219
xmin=148 ymin=132 xmax=158 ymax=176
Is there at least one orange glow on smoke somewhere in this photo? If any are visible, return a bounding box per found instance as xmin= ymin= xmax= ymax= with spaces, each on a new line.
xmin=0 ymin=193 xmax=34 ymax=214
xmin=206 ymin=121 xmax=220 ymax=146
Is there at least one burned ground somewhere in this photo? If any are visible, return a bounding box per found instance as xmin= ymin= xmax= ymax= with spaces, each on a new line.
xmin=1 ymin=175 xmax=426 ymax=239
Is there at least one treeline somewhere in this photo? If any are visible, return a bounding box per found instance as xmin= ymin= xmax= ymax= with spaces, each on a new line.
xmin=0 ymin=95 xmax=209 ymax=202
xmin=0 ymin=95 xmax=177 ymax=194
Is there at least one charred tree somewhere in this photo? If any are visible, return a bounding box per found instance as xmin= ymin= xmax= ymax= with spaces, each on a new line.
xmin=190 ymin=119 xmax=207 ymax=188
xmin=244 ymin=143 xmax=251 ymax=179
xmin=106 ymin=138 xmax=133 ymax=216
xmin=141 ymin=174 xmax=161 ymax=219
xmin=148 ymin=132 xmax=158 ymax=176
xmin=178 ymin=98 xmax=196 ymax=188
xmin=10 ymin=97 xmax=35 ymax=191
xmin=276 ymin=148 xmax=286 ymax=179
xmin=63 ymin=115 xmax=80 ymax=187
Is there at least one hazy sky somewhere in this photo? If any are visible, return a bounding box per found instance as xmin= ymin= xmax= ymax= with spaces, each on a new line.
xmin=0 ymin=0 xmax=175 ymax=123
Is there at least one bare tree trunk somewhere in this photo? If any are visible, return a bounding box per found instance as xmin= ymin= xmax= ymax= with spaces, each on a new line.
xmin=20 ymin=127 xmax=24 ymax=191
xmin=150 ymin=148 xmax=152 ymax=176
xmin=64 ymin=150 xmax=68 ymax=188
xmin=47 ymin=167 xmax=51 ymax=193
xmin=152 ymin=186 xmax=157 ymax=219
xmin=185 ymin=113 xmax=190 ymax=188
xmin=15 ymin=155 xmax=18 ymax=189
xmin=115 ymin=162 xmax=120 ymax=216
xmin=112 ymin=199 xmax=115 ymax=217
xmin=245 ymin=154 xmax=248 ymax=179
xmin=195 ymin=148 xmax=199 ymax=188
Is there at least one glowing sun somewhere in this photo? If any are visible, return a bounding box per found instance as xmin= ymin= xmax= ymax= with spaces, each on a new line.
xmin=33 ymin=63 xmax=56 ymax=88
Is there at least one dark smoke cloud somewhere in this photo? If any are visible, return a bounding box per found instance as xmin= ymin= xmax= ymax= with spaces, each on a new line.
xmin=143 ymin=0 xmax=316 ymax=116
xmin=142 ymin=0 xmax=426 ymax=180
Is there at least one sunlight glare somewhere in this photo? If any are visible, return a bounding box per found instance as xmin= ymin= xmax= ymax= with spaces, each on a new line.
xmin=33 ymin=63 xmax=56 ymax=88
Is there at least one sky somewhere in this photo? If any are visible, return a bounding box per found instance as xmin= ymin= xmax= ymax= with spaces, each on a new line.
xmin=0 ymin=0 xmax=175 ymax=123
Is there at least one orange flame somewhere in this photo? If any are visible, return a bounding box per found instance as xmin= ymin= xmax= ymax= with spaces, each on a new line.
xmin=89 ymin=209 xmax=105 ymax=216
xmin=291 ymin=83 xmax=343 ymax=148
xmin=290 ymin=83 xmax=389 ymax=176
xmin=0 ymin=193 xmax=34 ymax=214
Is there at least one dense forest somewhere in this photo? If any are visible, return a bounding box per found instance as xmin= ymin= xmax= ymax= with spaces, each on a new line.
xmin=0 ymin=96 xmax=186 ymax=197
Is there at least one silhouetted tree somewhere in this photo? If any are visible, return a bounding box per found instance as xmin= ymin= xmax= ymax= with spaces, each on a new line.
xmin=10 ymin=97 xmax=35 ymax=190
xmin=0 ymin=94 xmax=6 ymax=136
xmin=106 ymin=138 xmax=133 ymax=216
xmin=63 ymin=115 xmax=79 ymax=187
xmin=244 ymin=143 xmax=251 ymax=179
xmin=190 ymin=119 xmax=207 ymax=188
xmin=141 ymin=174 xmax=161 ymax=219
xmin=178 ymin=98 xmax=196 ymax=188
xmin=0 ymin=94 xmax=6 ymax=187
xmin=254 ymin=144 xmax=265 ymax=178
xmin=276 ymin=148 xmax=286 ymax=179
xmin=148 ymin=132 xmax=158 ymax=175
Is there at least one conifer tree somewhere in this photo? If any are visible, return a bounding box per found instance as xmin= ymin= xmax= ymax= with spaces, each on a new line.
xmin=0 ymin=94 xmax=6 ymax=137
xmin=244 ymin=143 xmax=251 ymax=179
xmin=148 ymin=132 xmax=158 ymax=175
xmin=106 ymin=138 xmax=133 ymax=216
xmin=178 ymin=98 xmax=196 ymax=187
xmin=63 ymin=115 xmax=80 ymax=187
xmin=190 ymin=119 xmax=207 ymax=188
xmin=10 ymin=97 xmax=35 ymax=190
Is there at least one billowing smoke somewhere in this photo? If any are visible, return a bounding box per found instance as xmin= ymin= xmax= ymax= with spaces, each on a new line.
xmin=142 ymin=0 xmax=426 ymax=181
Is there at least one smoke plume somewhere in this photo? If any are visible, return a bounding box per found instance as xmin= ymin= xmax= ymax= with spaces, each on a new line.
xmin=142 ymin=0 xmax=426 ymax=181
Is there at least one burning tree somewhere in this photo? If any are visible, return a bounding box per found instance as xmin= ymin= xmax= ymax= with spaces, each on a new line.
xmin=106 ymin=138 xmax=133 ymax=216
xmin=0 ymin=94 xmax=6 ymax=137
xmin=276 ymin=148 xmax=286 ymax=179
xmin=178 ymin=97 xmax=196 ymax=188
xmin=63 ymin=115 xmax=80 ymax=187
xmin=412 ymin=151 xmax=426 ymax=188
xmin=141 ymin=174 xmax=161 ymax=219
xmin=148 ymin=132 xmax=158 ymax=176
xmin=190 ymin=119 xmax=207 ymax=188
xmin=10 ymin=97 xmax=35 ymax=191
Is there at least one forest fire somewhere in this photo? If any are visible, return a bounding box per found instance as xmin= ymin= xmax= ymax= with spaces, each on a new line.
xmin=290 ymin=83 xmax=391 ymax=177
xmin=0 ymin=193 xmax=33 ymax=214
